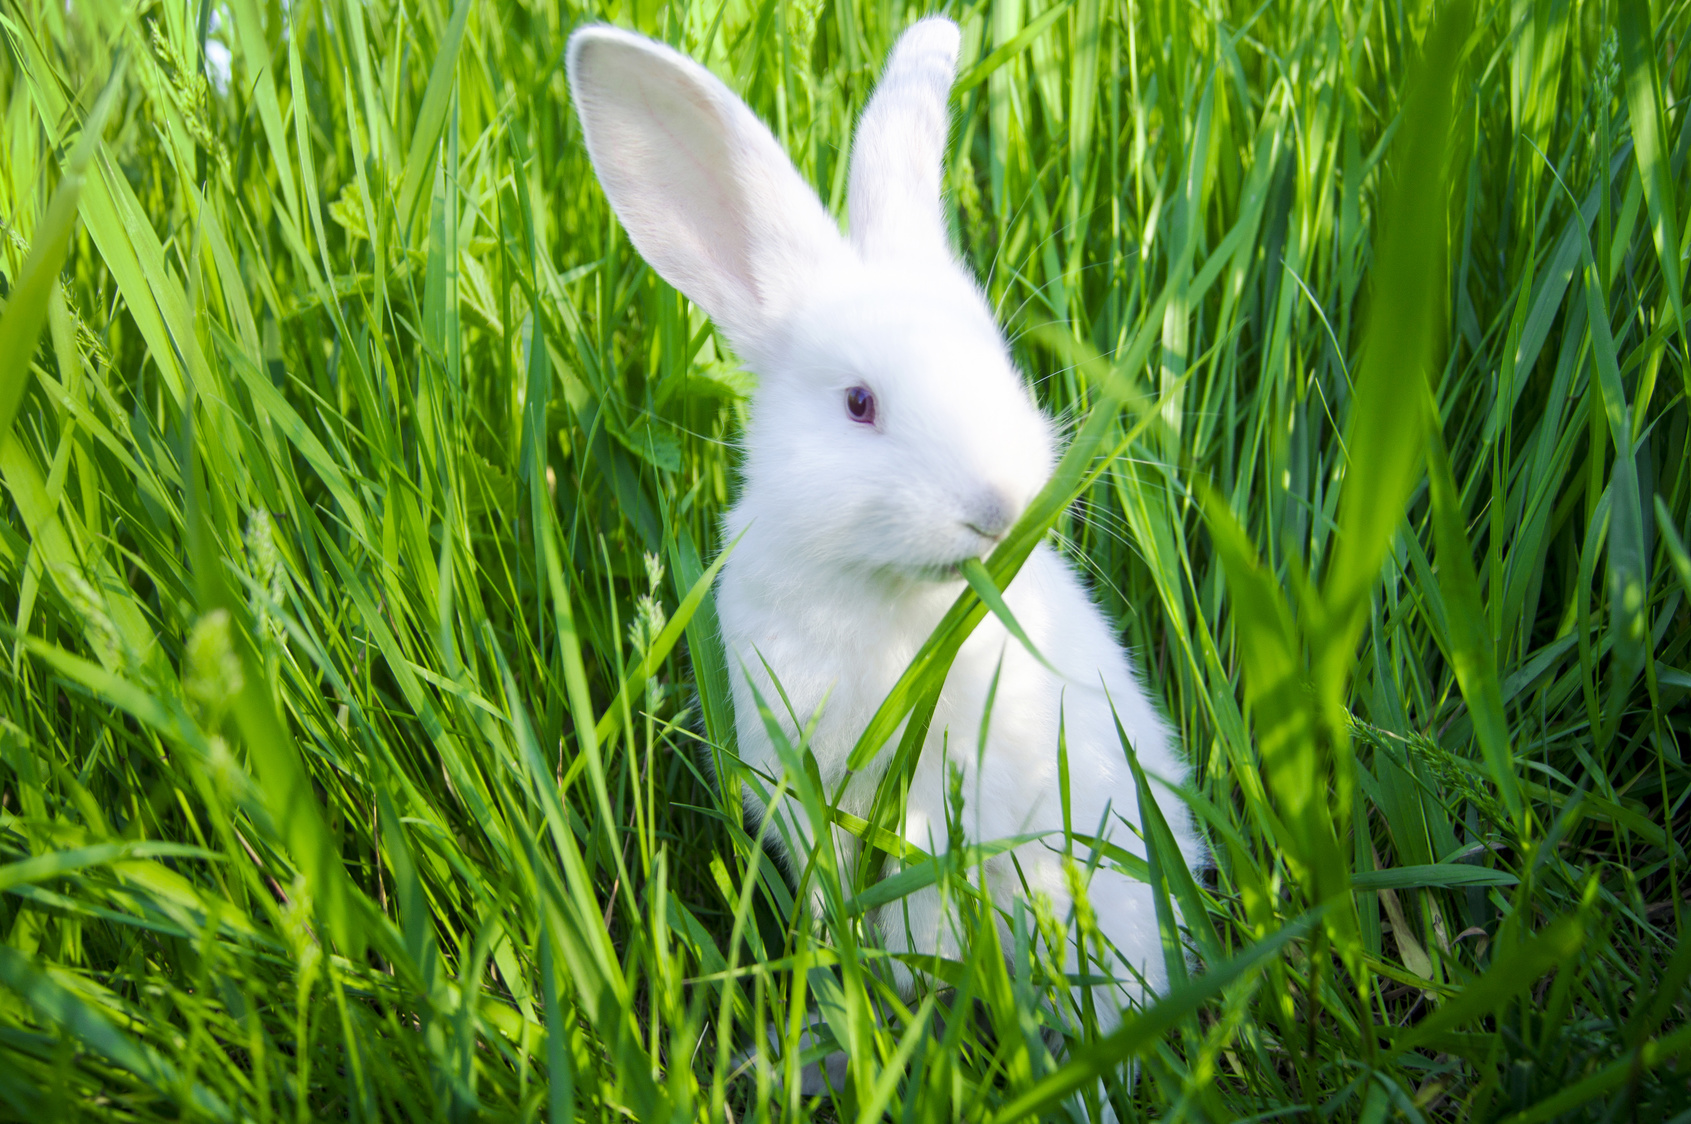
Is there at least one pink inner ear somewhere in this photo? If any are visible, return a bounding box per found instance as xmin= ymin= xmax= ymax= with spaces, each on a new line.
xmin=574 ymin=37 xmax=762 ymax=325
xmin=569 ymin=27 xmax=852 ymax=360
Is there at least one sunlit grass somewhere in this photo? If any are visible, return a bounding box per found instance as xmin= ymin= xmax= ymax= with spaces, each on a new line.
xmin=0 ymin=0 xmax=1687 ymax=1119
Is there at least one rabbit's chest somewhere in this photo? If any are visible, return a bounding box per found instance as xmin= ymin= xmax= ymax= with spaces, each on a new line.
xmin=719 ymin=595 xmax=928 ymax=757
xmin=715 ymin=563 xmax=1054 ymax=801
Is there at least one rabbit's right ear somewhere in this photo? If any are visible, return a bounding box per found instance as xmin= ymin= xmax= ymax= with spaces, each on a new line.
xmin=567 ymin=28 xmax=846 ymax=354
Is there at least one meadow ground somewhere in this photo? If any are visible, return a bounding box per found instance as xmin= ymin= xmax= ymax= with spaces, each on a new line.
xmin=0 ymin=0 xmax=1689 ymax=1119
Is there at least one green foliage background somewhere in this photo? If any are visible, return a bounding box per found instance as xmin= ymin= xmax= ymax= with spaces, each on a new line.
xmin=0 ymin=0 xmax=1688 ymax=1118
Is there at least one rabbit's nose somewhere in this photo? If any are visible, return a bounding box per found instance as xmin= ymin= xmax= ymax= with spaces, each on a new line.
xmin=964 ymin=491 xmax=1015 ymax=540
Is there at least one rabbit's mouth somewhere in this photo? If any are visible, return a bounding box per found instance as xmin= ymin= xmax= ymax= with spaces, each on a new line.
xmin=895 ymin=560 xmax=973 ymax=585
xmin=935 ymin=552 xmax=995 ymax=582
xmin=931 ymin=539 xmax=1004 ymax=581
xmin=858 ymin=524 xmax=1006 ymax=585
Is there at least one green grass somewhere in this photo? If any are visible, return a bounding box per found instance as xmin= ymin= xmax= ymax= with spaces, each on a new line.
xmin=0 ymin=0 xmax=1689 ymax=1118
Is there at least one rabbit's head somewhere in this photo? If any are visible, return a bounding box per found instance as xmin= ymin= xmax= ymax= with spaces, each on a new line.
xmin=568 ymin=19 xmax=1054 ymax=581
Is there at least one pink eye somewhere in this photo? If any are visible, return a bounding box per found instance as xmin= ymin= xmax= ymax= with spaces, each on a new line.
xmin=845 ymin=386 xmax=876 ymax=425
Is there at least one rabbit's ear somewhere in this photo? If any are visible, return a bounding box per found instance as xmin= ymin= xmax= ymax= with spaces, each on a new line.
xmin=847 ymin=19 xmax=961 ymax=266
xmin=567 ymin=27 xmax=845 ymax=351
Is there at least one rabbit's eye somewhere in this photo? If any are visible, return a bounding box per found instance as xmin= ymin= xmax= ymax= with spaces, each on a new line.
xmin=845 ymin=386 xmax=877 ymax=425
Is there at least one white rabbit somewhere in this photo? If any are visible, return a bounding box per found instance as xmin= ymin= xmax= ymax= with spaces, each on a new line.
xmin=567 ymin=16 xmax=1201 ymax=1047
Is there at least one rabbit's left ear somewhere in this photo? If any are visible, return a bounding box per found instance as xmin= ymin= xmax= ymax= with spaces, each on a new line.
xmin=847 ymin=18 xmax=961 ymax=266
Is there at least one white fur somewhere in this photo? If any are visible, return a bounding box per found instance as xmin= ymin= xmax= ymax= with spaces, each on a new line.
xmin=568 ymin=19 xmax=1201 ymax=1035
